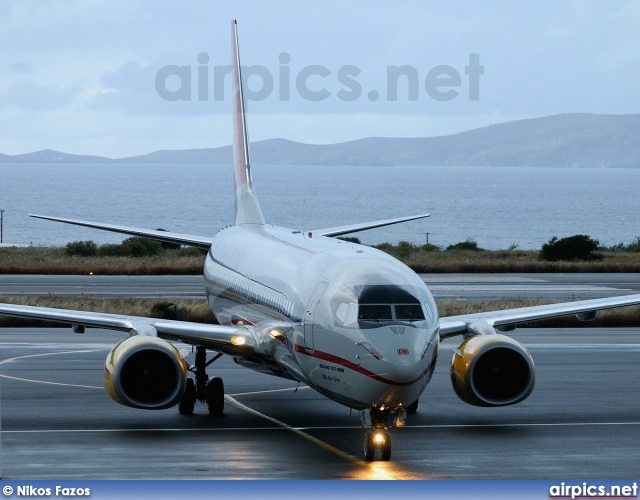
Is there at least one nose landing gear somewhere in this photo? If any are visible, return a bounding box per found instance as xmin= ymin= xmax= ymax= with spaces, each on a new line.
xmin=361 ymin=405 xmax=406 ymax=461
xmin=364 ymin=431 xmax=391 ymax=461
xmin=178 ymin=346 xmax=225 ymax=416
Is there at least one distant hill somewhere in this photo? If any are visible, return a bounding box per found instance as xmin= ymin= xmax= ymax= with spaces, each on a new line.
xmin=2 ymin=113 xmax=639 ymax=167
xmin=8 ymin=149 xmax=112 ymax=163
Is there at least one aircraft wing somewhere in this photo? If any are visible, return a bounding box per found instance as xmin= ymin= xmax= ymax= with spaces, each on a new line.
xmin=0 ymin=302 xmax=254 ymax=355
xmin=439 ymin=294 xmax=640 ymax=339
xmin=30 ymin=214 xmax=214 ymax=249
xmin=312 ymin=213 xmax=431 ymax=237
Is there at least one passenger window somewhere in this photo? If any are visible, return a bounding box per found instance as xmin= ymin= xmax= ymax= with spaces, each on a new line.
xmin=358 ymin=304 xmax=393 ymax=320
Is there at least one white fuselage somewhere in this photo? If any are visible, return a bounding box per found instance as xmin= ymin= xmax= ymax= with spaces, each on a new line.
xmin=204 ymin=224 xmax=440 ymax=410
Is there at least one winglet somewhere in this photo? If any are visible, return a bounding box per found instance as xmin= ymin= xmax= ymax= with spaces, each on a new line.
xmin=231 ymin=19 xmax=265 ymax=226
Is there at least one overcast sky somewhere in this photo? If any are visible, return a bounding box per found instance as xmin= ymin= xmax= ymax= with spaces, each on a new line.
xmin=1 ymin=1 xmax=639 ymax=158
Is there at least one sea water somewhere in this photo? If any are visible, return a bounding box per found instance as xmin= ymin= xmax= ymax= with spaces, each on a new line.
xmin=0 ymin=163 xmax=638 ymax=250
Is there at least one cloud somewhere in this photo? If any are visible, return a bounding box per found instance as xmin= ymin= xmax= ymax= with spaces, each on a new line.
xmin=0 ymin=80 xmax=84 ymax=111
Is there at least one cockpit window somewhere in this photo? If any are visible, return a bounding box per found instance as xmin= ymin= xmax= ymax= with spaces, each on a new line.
xmin=332 ymin=284 xmax=436 ymax=328
xmin=358 ymin=304 xmax=393 ymax=320
xmin=395 ymin=304 xmax=425 ymax=321
xmin=357 ymin=304 xmax=425 ymax=322
xmin=335 ymin=302 xmax=349 ymax=323
xmin=335 ymin=302 xmax=359 ymax=324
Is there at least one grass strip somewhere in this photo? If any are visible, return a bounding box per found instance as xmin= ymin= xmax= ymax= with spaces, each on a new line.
xmin=2 ymin=246 xmax=640 ymax=274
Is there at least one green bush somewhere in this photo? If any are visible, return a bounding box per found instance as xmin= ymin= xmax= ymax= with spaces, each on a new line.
xmin=539 ymin=235 xmax=603 ymax=262
xmin=446 ymin=239 xmax=483 ymax=251
xmin=122 ymin=237 xmax=164 ymax=256
xmin=150 ymin=301 xmax=188 ymax=320
xmin=609 ymin=240 xmax=640 ymax=252
xmin=96 ymin=243 xmax=130 ymax=257
xmin=123 ymin=240 xmax=148 ymax=257
xmin=337 ymin=236 xmax=361 ymax=244
xmin=421 ymin=243 xmax=441 ymax=252
xmin=372 ymin=242 xmax=394 ymax=253
xmin=65 ymin=240 xmax=97 ymax=257
xmin=393 ymin=241 xmax=417 ymax=259
xmin=155 ymin=228 xmax=181 ymax=250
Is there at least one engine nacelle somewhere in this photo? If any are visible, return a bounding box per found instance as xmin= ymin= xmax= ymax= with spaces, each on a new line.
xmin=104 ymin=336 xmax=188 ymax=410
xmin=451 ymin=334 xmax=535 ymax=407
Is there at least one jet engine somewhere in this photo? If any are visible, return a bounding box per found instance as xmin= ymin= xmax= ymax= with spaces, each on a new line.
xmin=104 ymin=336 xmax=188 ymax=409
xmin=450 ymin=334 xmax=535 ymax=407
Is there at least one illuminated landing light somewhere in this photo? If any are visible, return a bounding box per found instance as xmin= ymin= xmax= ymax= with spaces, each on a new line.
xmin=268 ymin=329 xmax=287 ymax=345
xmin=231 ymin=336 xmax=246 ymax=346
xmin=374 ymin=432 xmax=384 ymax=444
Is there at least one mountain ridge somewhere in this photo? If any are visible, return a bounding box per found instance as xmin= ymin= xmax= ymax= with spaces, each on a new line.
xmin=2 ymin=113 xmax=639 ymax=167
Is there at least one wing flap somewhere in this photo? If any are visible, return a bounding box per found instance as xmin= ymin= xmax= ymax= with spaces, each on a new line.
xmin=312 ymin=213 xmax=431 ymax=237
xmin=30 ymin=214 xmax=213 ymax=249
xmin=439 ymin=293 xmax=640 ymax=339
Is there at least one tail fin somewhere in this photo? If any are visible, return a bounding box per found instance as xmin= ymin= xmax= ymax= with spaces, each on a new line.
xmin=231 ymin=19 xmax=265 ymax=226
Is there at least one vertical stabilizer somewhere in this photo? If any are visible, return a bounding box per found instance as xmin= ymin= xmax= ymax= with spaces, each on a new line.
xmin=231 ymin=20 xmax=265 ymax=226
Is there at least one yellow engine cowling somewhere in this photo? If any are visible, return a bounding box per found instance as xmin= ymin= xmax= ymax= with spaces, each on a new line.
xmin=104 ymin=336 xmax=188 ymax=410
xmin=451 ymin=334 xmax=535 ymax=407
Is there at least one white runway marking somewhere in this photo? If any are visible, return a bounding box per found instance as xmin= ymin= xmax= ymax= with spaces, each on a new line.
xmin=4 ymin=421 xmax=640 ymax=434
xmin=230 ymin=386 xmax=311 ymax=396
xmin=0 ymin=347 xmax=312 ymax=394
xmin=0 ymin=349 xmax=103 ymax=389
xmin=2 ymin=427 xmax=300 ymax=434
xmin=0 ymin=373 xmax=101 ymax=389
xmin=224 ymin=394 xmax=394 ymax=479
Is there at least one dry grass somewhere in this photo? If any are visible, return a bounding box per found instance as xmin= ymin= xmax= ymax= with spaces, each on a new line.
xmin=0 ymin=296 xmax=216 ymax=328
xmin=0 ymin=246 xmax=205 ymax=275
xmin=402 ymin=249 xmax=640 ymax=273
xmin=2 ymin=245 xmax=640 ymax=274
xmin=438 ymin=299 xmax=640 ymax=328
xmin=1 ymin=295 xmax=638 ymax=329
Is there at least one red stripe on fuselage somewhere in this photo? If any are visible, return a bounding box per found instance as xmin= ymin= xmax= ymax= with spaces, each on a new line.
xmin=294 ymin=344 xmax=435 ymax=387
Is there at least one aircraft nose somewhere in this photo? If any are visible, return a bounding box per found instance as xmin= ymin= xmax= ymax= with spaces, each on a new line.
xmin=384 ymin=358 xmax=426 ymax=384
xmin=363 ymin=325 xmax=438 ymax=385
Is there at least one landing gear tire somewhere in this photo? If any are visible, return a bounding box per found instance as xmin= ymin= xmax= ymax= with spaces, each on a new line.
xmin=407 ymin=399 xmax=419 ymax=414
xmin=206 ymin=376 xmax=224 ymax=415
xmin=381 ymin=433 xmax=391 ymax=461
xmin=364 ymin=432 xmax=391 ymax=461
xmin=364 ymin=433 xmax=376 ymax=461
xmin=178 ymin=378 xmax=196 ymax=415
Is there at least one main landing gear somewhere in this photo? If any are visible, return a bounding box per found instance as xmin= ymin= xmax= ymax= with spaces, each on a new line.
xmin=178 ymin=346 xmax=225 ymax=416
xmin=361 ymin=405 xmax=406 ymax=461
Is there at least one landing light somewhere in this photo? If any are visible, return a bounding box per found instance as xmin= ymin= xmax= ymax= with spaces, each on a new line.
xmin=374 ymin=433 xmax=384 ymax=444
xmin=231 ymin=336 xmax=246 ymax=346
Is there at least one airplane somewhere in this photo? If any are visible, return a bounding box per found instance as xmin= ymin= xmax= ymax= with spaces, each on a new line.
xmin=2 ymin=19 xmax=640 ymax=462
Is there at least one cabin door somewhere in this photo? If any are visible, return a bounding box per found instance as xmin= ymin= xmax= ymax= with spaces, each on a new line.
xmin=303 ymin=281 xmax=329 ymax=350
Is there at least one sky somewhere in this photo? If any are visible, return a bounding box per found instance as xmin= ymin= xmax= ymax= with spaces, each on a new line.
xmin=1 ymin=0 xmax=639 ymax=158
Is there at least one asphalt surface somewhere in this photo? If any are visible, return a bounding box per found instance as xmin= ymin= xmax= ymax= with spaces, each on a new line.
xmin=1 ymin=327 xmax=639 ymax=479
xmin=1 ymin=274 xmax=639 ymax=479
xmin=1 ymin=273 xmax=639 ymax=301
xmin=0 ymin=275 xmax=206 ymax=299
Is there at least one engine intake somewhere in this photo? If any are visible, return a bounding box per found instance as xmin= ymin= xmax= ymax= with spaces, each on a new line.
xmin=451 ymin=334 xmax=535 ymax=407
xmin=104 ymin=336 xmax=187 ymax=409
